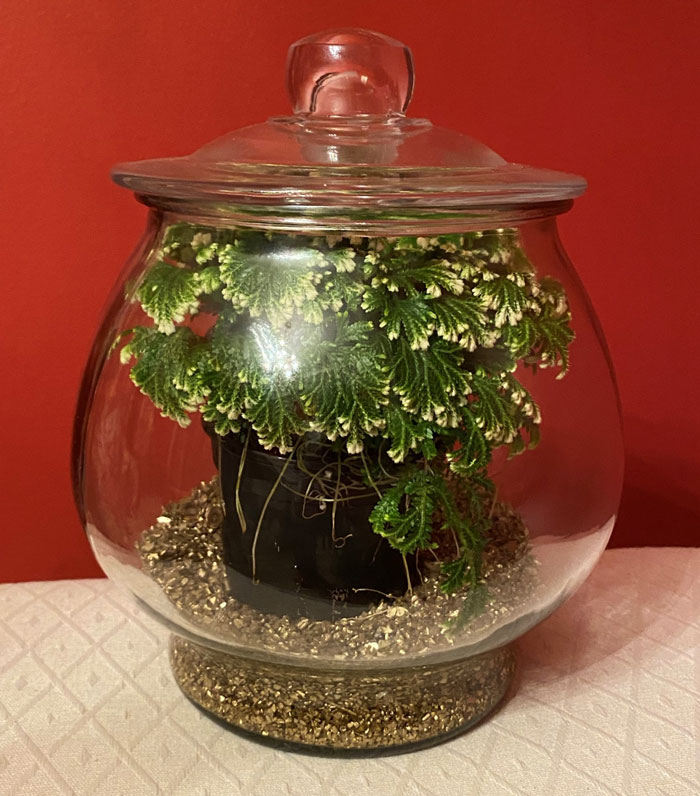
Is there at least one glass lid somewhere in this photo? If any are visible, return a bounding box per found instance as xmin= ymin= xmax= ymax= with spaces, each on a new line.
xmin=112 ymin=28 xmax=586 ymax=209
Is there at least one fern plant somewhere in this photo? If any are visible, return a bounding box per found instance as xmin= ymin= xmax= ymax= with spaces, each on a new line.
xmin=118 ymin=223 xmax=574 ymax=594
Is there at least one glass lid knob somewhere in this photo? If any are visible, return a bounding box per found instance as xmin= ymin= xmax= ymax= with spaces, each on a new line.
xmin=285 ymin=28 xmax=414 ymax=118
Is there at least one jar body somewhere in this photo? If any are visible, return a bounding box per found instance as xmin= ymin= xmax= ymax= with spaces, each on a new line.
xmin=73 ymin=209 xmax=623 ymax=751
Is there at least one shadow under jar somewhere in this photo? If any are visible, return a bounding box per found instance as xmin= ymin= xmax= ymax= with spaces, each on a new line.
xmin=73 ymin=28 xmax=624 ymax=754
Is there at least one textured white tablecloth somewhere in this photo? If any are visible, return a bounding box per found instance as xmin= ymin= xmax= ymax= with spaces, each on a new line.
xmin=0 ymin=548 xmax=698 ymax=796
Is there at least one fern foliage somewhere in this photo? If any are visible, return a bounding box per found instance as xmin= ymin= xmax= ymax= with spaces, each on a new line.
xmin=369 ymin=470 xmax=442 ymax=555
xmin=119 ymin=326 xmax=207 ymax=425
xmin=117 ymin=223 xmax=575 ymax=593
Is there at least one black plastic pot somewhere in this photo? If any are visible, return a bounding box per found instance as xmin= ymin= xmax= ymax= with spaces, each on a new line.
xmin=206 ymin=425 xmax=418 ymax=620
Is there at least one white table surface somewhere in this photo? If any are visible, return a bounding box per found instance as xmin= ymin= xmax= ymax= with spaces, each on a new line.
xmin=0 ymin=547 xmax=698 ymax=796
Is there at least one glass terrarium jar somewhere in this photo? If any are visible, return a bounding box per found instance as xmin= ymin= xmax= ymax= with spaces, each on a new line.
xmin=73 ymin=28 xmax=623 ymax=753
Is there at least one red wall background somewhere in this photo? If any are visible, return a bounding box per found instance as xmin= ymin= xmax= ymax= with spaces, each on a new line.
xmin=1 ymin=0 xmax=699 ymax=583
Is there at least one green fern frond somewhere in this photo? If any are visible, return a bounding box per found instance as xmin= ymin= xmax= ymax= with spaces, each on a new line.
xmin=446 ymin=414 xmax=491 ymax=475
xmin=375 ymin=261 xmax=464 ymax=298
xmin=324 ymin=247 xmax=357 ymax=273
xmin=218 ymin=243 xmax=323 ymax=324
xmin=473 ymin=274 xmax=532 ymax=328
xmin=369 ymin=471 xmax=439 ymax=555
xmin=441 ymin=556 xmax=472 ymax=593
xmin=196 ymin=264 xmax=222 ymax=294
xmin=301 ymin=321 xmax=388 ymax=452
xmin=533 ymin=317 xmax=574 ymax=375
xmin=136 ymin=262 xmax=202 ymax=333
xmin=198 ymin=326 xmax=259 ymax=436
xmin=244 ymin=377 xmax=308 ymax=454
xmin=120 ymin=326 xmax=206 ymax=425
xmin=499 ymin=315 xmax=540 ymax=360
xmin=387 ymin=338 xmax=469 ymax=422
xmin=468 ymin=371 xmax=518 ymax=443
xmin=381 ymin=295 xmax=436 ymax=349
xmin=431 ymin=296 xmax=488 ymax=349
xmin=362 ymin=287 xmax=435 ymax=348
xmin=317 ymin=270 xmax=365 ymax=313
xmin=383 ymin=406 xmax=444 ymax=463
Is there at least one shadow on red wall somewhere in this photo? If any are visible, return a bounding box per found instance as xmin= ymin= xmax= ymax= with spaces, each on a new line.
xmin=611 ymin=458 xmax=700 ymax=549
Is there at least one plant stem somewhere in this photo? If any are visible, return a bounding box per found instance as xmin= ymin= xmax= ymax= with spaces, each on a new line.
xmin=234 ymin=427 xmax=251 ymax=533
xmin=451 ymin=527 xmax=460 ymax=557
xmin=488 ymin=485 xmax=499 ymax=519
xmin=360 ymin=448 xmax=383 ymax=500
xmin=362 ymin=447 xmax=412 ymax=595
xmin=331 ymin=453 xmax=342 ymax=544
xmin=251 ymin=438 xmax=300 ymax=583
xmin=217 ymin=436 xmax=226 ymax=513
xmin=376 ymin=438 xmax=394 ymax=481
xmin=402 ymin=554 xmax=413 ymax=596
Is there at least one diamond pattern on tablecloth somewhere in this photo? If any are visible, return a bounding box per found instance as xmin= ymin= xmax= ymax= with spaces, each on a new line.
xmin=32 ymin=624 xmax=93 ymax=677
xmin=0 ymin=582 xmax=40 ymax=619
xmin=0 ymin=625 xmax=25 ymax=671
xmin=4 ymin=600 xmax=64 ymax=647
xmin=62 ymin=649 xmax=123 ymax=711
xmin=70 ymin=593 xmax=131 ymax=645
xmin=0 ymin=723 xmax=71 ymax=795
xmin=0 ymin=653 xmax=53 ymax=716
xmin=0 ymin=548 xmax=698 ymax=796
